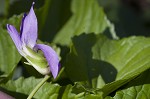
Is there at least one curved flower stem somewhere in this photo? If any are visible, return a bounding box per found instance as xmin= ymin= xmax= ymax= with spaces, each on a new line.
xmin=27 ymin=75 xmax=50 ymax=99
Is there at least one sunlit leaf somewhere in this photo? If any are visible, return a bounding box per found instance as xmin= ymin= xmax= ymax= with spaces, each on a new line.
xmin=65 ymin=33 xmax=150 ymax=97
xmin=92 ymin=35 xmax=150 ymax=96
xmin=53 ymin=0 xmax=118 ymax=46
xmin=105 ymin=69 xmax=150 ymax=99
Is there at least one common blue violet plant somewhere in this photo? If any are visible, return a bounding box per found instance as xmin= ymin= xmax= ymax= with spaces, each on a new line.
xmin=6 ymin=2 xmax=59 ymax=79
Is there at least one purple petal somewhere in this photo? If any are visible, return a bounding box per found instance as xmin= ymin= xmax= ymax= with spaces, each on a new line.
xmin=21 ymin=2 xmax=37 ymax=48
xmin=7 ymin=24 xmax=23 ymax=55
xmin=20 ymin=13 xmax=27 ymax=35
xmin=35 ymin=44 xmax=59 ymax=78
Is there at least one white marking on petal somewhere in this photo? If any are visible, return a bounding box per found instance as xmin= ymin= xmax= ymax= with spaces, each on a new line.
xmin=26 ymin=58 xmax=50 ymax=75
xmin=22 ymin=46 xmax=38 ymax=59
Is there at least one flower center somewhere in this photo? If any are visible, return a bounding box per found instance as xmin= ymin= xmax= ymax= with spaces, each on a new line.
xmin=22 ymin=46 xmax=48 ymax=68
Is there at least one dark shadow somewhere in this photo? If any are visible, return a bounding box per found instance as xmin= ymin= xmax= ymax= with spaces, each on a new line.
xmin=0 ymin=88 xmax=29 ymax=99
xmin=57 ymin=86 xmax=71 ymax=99
xmin=108 ymin=68 xmax=150 ymax=97
xmin=8 ymin=0 xmax=44 ymax=18
xmin=98 ymin=0 xmax=150 ymax=38
xmin=103 ymin=27 xmax=114 ymax=39
xmin=123 ymin=68 xmax=150 ymax=88
xmin=0 ymin=71 xmax=4 ymax=76
xmin=22 ymin=61 xmax=44 ymax=78
xmin=65 ymin=33 xmax=117 ymax=87
xmin=38 ymin=0 xmax=72 ymax=42
xmin=116 ymin=4 xmax=150 ymax=37
xmin=0 ymin=71 xmax=7 ymax=83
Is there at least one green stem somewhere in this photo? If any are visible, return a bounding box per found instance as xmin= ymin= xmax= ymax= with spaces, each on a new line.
xmin=27 ymin=75 xmax=50 ymax=99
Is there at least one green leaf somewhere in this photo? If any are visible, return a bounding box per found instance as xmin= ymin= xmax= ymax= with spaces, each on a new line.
xmin=0 ymin=77 xmax=61 ymax=99
xmin=0 ymin=15 xmax=21 ymax=82
xmin=0 ymin=77 xmax=103 ymax=99
xmin=65 ymin=33 xmax=150 ymax=97
xmin=113 ymin=84 xmax=150 ymax=99
xmin=95 ymin=36 xmax=150 ymax=80
xmin=65 ymin=33 xmax=116 ymax=89
xmin=1 ymin=14 xmax=22 ymax=30
xmin=53 ymin=0 xmax=118 ymax=46
xmin=92 ymin=35 xmax=150 ymax=96
xmin=105 ymin=69 xmax=150 ymax=99
xmin=0 ymin=28 xmax=21 ymax=81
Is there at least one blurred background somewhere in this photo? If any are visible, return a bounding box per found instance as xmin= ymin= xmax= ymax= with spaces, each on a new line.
xmin=98 ymin=0 xmax=150 ymax=37
xmin=0 ymin=0 xmax=150 ymax=39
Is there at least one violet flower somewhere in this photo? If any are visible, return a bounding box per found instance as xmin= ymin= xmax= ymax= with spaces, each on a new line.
xmin=6 ymin=2 xmax=59 ymax=78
